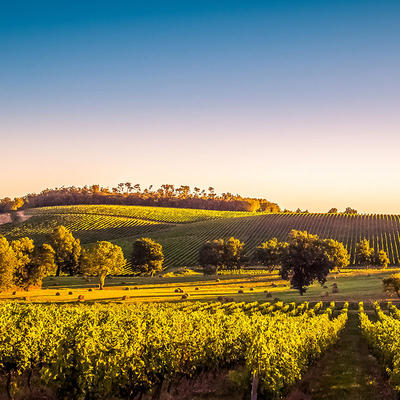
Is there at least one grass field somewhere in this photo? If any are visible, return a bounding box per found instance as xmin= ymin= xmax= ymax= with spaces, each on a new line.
xmin=3 ymin=268 xmax=399 ymax=304
xmin=2 ymin=205 xmax=400 ymax=270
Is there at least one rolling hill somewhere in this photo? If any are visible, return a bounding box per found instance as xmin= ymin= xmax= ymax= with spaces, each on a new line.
xmin=1 ymin=205 xmax=400 ymax=270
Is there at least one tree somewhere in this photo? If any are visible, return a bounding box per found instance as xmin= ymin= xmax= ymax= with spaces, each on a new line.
xmin=253 ymin=238 xmax=286 ymax=271
xmin=280 ymin=230 xmax=349 ymax=295
xmin=198 ymin=239 xmax=225 ymax=274
xmin=49 ymin=226 xmax=81 ymax=276
xmin=131 ymin=238 xmax=164 ymax=275
xmin=81 ymin=241 xmax=126 ymax=289
xmin=223 ymin=237 xmax=244 ymax=269
xmin=0 ymin=235 xmax=17 ymax=291
xmin=344 ymin=207 xmax=357 ymax=214
xmin=327 ymin=208 xmax=338 ymax=213
xmin=199 ymin=237 xmax=245 ymax=273
xmin=11 ymin=238 xmax=57 ymax=289
xmin=322 ymin=238 xmax=350 ymax=269
xmin=374 ymin=249 xmax=389 ymax=268
xmin=383 ymin=273 xmax=400 ymax=297
xmin=355 ymin=239 xmax=375 ymax=267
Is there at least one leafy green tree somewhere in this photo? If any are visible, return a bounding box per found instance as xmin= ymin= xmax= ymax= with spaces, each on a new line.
xmin=322 ymin=238 xmax=350 ymax=269
xmin=355 ymin=239 xmax=375 ymax=267
xmin=327 ymin=208 xmax=338 ymax=213
xmin=374 ymin=249 xmax=389 ymax=268
xmin=198 ymin=239 xmax=225 ymax=274
xmin=280 ymin=230 xmax=349 ymax=295
xmin=131 ymin=238 xmax=164 ymax=275
xmin=199 ymin=237 xmax=244 ymax=273
xmin=81 ymin=241 xmax=126 ymax=289
xmin=49 ymin=226 xmax=81 ymax=276
xmin=223 ymin=237 xmax=244 ymax=269
xmin=383 ymin=273 xmax=400 ymax=297
xmin=0 ymin=235 xmax=17 ymax=291
xmin=11 ymin=238 xmax=57 ymax=289
xmin=253 ymin=238 xmax=287 ymax=271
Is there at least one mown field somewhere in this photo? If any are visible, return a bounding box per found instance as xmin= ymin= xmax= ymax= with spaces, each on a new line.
xmin=1 ymin=205 xmax=400 ymax=270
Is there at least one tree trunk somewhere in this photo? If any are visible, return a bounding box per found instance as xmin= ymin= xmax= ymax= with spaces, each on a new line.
xmin=250 ymin=371 xmax=259 ymax=400
xmin=99 ymin=275 xmax=105 ymax=290
xmin=6 ymin=371 xmax=12 ymax=400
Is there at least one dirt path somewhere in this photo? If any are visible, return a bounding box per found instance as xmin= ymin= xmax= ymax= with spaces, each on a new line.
xmin=286 ymin=311 xmax=396 ymax=400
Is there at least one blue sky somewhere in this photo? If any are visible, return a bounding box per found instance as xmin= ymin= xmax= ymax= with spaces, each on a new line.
xmin=1 ymin=1 xmax=400 ymax=212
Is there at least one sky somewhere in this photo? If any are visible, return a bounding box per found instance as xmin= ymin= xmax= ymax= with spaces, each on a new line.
xmin=1 ymin=0 xmax=399 ymax=213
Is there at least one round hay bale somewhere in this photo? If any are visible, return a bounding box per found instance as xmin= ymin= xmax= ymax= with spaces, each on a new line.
xmin=124 ymin=287 xmax=130 ymax=291
xmin=78 ymin=295 xmax=85 ymax=302
xmin=181 ymin=294 xmax=189 ymax=300
xmin=88 ymin=288 xmax=93 ymax=292
xmin=68 ymin=291 xmax=73 ymax=295
xmin=122 ymin=295 xmax=129 ymax=300
xmin=12 ymin=291 xmax=16 ymax=296
xmin=238 ymin=289 xmax=244 ymax=294
xmin=195 ymin=287 xmax=199 ymax=290
xmin=55 ymin=292 xmax=61 ymax=296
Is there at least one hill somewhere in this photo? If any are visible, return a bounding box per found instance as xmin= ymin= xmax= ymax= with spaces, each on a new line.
xmin=1 ymin=205 xmax=400 ymax=269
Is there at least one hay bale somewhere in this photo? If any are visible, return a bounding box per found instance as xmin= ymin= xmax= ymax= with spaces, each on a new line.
xmin=78 ymin=295 xmax=85 ymax=302
xmin=249 ymin=287 xmax=254 ymax=291
xmin=238 ymin=289 xmax=244 ymax=294
xmin=195 ymin=287 xmax=199 ymax=290
xmin=271 ymin=283 xmax=277 ymax=287
xmin=88 ymin=288 xmax=93 ymax=292
xmin=122 ymin=295 xmax=129 ymax=300
xmin=68 ymin=291 xmax=73 ymax=295
xmin=216 ymin=279 xmax=220 ymax=282
xmin=12 ymin=291 xmax=16 ymax=295
xmin=124 ymin=287 xmax=130 ymax=291
xmin=181 ymin=294 xmax=189 ymax=300
xmin=55 ymin=292 xmax=61 ymax=296
xmin=133 ymin=287 xmax=139 ymax=290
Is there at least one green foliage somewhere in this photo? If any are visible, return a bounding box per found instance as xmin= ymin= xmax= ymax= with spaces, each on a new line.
xmin=81 ymin=241 xmax=126 ymax=289
xmin=359 ymin=302 xmax=400 ymax=392
xmin=0 ymin=236 xmax=17 ymax=291
xmin=199 ymin=237 xmax=244 ymax=272
xmin=355 ymin=239 xmax=389 ymax=268
xmin=49 ymin=226 xmax=81 ymax=276
xmin=355 ymin=239 xmax=375 ymax=266
xmin=0 ymin=301 xmax=345 ymax=399
xmin=253 ymin=238 xmax=286 ymax=270
xmin=280 ymin=230 xmax=349 ymax=295
xmin=375 ymin=249 xmax=389 ymax=268
xmin=131 ymin=237 xmax=164 ymax=275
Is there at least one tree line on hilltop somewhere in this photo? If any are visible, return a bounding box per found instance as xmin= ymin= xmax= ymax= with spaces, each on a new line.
xmin=0 ymin=183 xmax=280 ymax=213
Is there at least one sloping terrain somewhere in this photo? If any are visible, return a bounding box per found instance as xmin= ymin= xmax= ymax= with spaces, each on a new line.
xmin=1 ymin=206 xmax=400 ymax=269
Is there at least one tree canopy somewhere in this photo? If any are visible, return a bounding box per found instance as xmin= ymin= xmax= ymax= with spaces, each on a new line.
xmin=280 ymin=230 xmax=349 ymax=295
xmin=49 ymin=226 xmax=81 ymax=276
xmin=253 ymin=238 xmax=287 ymax=271
xmin=81 ymin=241 xmax=126 ymax=289
xmin=131 ymin=238 xmax=164 ymax=275
xmin=199 ymin=237 xmax=244 ymax=273
xmin=0 ymin=235 xmax=18 ymax=291
xmin=355 ymin=239 xmax=389 ymax=268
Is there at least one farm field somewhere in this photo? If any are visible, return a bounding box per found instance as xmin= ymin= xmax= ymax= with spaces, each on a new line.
xmin=2 ymin=268 xmax=400 ymax=304
xmin=2 ymin=205 xmax=400 ymax=269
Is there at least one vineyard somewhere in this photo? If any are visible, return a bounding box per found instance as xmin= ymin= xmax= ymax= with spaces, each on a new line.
xmin=0 ymin=300 xmax=347 ymax=399
xmin=2 ymin=206 xmax=400 ymax=269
